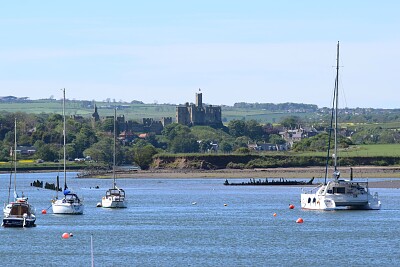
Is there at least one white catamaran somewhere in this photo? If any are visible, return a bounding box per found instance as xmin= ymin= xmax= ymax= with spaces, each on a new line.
xmin=101 ymin=108 xmax=127 ymax=208
xmin=301 ymin=42 xmax=381 ymax=210
xmin=2 ymin=119 xmax=36 ymax=227
xmin=52 ymin=89 xmax=84 ymax=214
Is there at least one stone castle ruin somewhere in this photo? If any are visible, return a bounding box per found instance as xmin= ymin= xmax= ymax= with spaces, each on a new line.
xmin=176 ymin=92 xmax=222 ymax=127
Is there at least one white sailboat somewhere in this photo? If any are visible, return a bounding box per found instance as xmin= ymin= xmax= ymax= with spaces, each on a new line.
xmin=52 ymin=89 xmax=84 ymax=214
xmin=2 ymin=119 xmax=36 ymax=227
xmin=101 ymin=108 xmax=127 ymax=208
xmin=301 ymin=42 xmax=381 ymax=210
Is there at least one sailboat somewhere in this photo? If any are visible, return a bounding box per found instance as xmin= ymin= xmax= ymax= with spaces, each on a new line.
xmin=52 ymin=89 xmax=84 ymax=214
xmin=2 ymin=119 xmax=36 ymax=227
xmin=301 ymin=42 xmax=381 ymax=210
xmin=101 ymin=108 xmax=127 ymax=208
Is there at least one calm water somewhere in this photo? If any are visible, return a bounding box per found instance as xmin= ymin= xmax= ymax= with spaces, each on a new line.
xmin=1 ymin=172 xmax=400 ymax=266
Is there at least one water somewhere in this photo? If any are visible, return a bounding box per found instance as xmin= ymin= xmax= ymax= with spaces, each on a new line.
xmin=1 ymin=172 xmax=400 ymax=266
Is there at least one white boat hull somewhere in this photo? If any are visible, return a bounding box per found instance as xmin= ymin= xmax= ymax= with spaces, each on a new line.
xmin=101 ymin=197 xmax=127 ymax=208
xmin=52 ymin=200 xmax=84 ymax=214
xmin=301 ymin=181 xmax=381 ymax=210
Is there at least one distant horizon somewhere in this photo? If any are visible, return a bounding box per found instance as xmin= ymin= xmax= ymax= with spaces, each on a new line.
xmin=1 ymin=94 xmax=398 ymax=110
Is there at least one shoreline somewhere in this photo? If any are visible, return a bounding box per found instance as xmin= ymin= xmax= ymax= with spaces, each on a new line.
xmin=84 ymin=166 xmax=400 ymax=179
xmin=78 ymin=166 xmax=400 ymax=188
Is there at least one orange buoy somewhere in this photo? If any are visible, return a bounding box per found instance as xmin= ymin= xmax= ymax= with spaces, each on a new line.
xmin=62 ymin=233 xmax=70 ymax=239
xmin=273 ymin=213 xmax=277 ymax=217
xmin=41 ymin=209 xmax=47 ymax=214
xmin=296 ymin=218 xmax=304 ymax=223
xmin=289 ymin=204 xmax=295 ymax=209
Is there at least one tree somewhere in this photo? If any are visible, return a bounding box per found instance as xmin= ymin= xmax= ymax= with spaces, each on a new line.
xmin=280 ymin=116 xmax=302 ymax=129
xmin=133 ymin=144 xmax=157 ymax=170
xmin=219 ymin=141 xmax=233 ymax=153
xmin=245 ymin=120 xmax=264 ymax=140
xmin=228 ymin=120 xmax=247 ymax=137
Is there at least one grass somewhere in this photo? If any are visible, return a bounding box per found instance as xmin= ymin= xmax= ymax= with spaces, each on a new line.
xmin=297 ymin=144 xmax=400 ymax=157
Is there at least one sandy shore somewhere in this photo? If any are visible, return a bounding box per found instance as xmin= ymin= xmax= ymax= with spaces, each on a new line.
xmin=83 ymin=166 xmax=400 ymax=188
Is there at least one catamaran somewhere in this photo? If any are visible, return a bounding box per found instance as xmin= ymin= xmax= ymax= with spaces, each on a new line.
xmin=101 ymin=108 xmax=127 ymax=208
xmin=301 ymin=42 xmax=381 ymax=210
xmin=52 ymin=89 xmax=84 ymax=214
xmin=2 ymin=119 xmax=36 ymax=227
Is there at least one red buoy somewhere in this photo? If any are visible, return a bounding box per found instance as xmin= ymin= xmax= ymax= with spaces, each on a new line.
xmin=296 ymin=218 xmax=304 ymax=223
xmin=289 ymin=204 xmax=295 ymax=209
xmin=62 ymin=233 xmax=70 ymax=239
xmin=41 ymin=209 xmax=47 ymax=214
xmin=273 ymin=213 xmax=277 ymax=217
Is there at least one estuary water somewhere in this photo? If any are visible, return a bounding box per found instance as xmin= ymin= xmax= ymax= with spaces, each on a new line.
xmin=1 ymin=172 xmax=400 ymax=266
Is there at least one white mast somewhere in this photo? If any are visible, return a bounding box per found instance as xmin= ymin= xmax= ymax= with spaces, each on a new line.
xmin=63 ymin=88 xmax=67 ymax=191
xmin=333 ymin=41 xmax=340 ymax=180
xmin=113 ymin=108 xmax=116 ymax=189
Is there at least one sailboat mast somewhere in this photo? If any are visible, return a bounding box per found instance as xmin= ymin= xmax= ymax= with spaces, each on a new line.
xmin=113 ymin=108 xmax=116 ymax=188
xmin=334 ymin=41 xmax=340 ymax=176
xmin=63 ymin=88 xmax=67 ymax=190
xmin=13 ymin=118 xmax=17 ymax=199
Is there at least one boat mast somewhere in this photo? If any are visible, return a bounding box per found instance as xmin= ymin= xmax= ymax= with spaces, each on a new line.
xmin=13 ymin=118 xmax=17 ymax=200
xmin=113 ymin=108 xmax=116 ymax=189
xmin=333 ymin=41 xmax=340 ymax=180
xmin=63 ymin=88 xmax=67 ymax=191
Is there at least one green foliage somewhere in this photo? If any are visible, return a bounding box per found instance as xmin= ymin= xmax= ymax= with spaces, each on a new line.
xmin=292 ymin=132 xmax=352 ymax=152
xmin=133 ymin=144 xmax=158 ymax=170
xmin=279 ymin=116 xmax=302 ymax=128
xmin=235 ymin=147 xmax=251 ymax=154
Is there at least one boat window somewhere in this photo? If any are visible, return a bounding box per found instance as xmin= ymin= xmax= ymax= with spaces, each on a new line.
xmin=333 ymin=187 xmax=346 ymax=194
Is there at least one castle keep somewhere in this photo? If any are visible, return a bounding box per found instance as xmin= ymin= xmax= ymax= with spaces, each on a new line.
xmin=176 ymin=92 xmax=222 ymax=127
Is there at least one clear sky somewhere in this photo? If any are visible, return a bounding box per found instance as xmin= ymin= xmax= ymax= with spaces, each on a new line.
xmin=0 ymin=1 xmax=399 ymax=108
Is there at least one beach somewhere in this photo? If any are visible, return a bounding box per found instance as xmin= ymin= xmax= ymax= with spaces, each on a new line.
xmin=86 ymin=166 xmax=400 ymax=188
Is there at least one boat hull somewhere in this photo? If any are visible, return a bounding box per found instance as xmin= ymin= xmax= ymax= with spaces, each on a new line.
xmin=301 ymin=192 xmax=381 ymax=210
xmin=2 ymin=217 xmax=36 ymax=227
xmin=101 ymin=197 xmax=127 ymax=208
xmin=52 ymin=200 xmax=84 ymax=214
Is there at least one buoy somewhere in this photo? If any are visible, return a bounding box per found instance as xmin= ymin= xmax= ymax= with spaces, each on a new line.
xmin=224 ymin=203 xmax=228 ymax=206
xmin=96 ymin=202 xmax=102 ymax=207
xmin=296 ymin=218 xmax=304 ymax=223
xmin=273 ymin=213 xmax=277 ymax=217
xmin=41 ymin=209 xmax=47 ymax=214
xmin=191 ymin=202 xmax=197 ymax=205
xmin=62 ymin=233 xmax=70 ymax=239
xmin=289 ymin=204 xmax=295 ymax=209
xmin=69 ymin=232 xmax=74 ymax=237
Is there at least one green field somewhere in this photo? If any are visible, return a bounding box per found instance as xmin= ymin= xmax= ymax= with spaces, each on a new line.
xmin=297 ymin=144 xmax=400 ymax=157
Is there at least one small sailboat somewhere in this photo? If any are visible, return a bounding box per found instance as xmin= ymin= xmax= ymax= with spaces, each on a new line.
xmin=301 ymin=42 xmax=381 ymax=210
xmin=101 ymin=108 xmax=127 ymax=208
xmin=52 ymin=89 xmax=84 ymax=214
xmin=2 ymin=119 xmax=36 ymax=227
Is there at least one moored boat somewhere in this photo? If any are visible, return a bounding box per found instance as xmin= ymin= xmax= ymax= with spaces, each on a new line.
xmin=52 ymin=89 xmax=84 ymax=215
xmin=300 ymin=42 xmax=381 ymax=210
xmin=101 ymin=108 xmax=127 ymax=208
xmin=2 ymin=119 xmax=36 ymax=227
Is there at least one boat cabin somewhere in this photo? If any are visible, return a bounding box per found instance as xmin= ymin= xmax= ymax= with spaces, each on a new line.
xmin=9 ymin=203 xmax=32 ymax=217
xmin=106 ymin=188 xmax=125 ymax=199
xmin=63 ymin=193 xmax=81 ymax=204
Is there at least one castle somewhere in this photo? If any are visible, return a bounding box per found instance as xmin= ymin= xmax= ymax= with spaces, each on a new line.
xmin=176 ymin=92 xmax=222 ymax=127
xmin=92 ymin=105 xmax=172 ymax=135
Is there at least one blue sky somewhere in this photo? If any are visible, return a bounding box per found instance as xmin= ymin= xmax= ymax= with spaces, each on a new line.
xmin=0 ymin=1 xmax=399 ymax=108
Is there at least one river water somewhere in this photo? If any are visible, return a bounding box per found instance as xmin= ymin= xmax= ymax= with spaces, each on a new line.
xmin=1 ymin=172 xmax=399 ymax=266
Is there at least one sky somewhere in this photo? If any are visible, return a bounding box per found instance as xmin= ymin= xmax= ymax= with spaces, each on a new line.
xmin=0 ymin=1 xmax=399 ymax=108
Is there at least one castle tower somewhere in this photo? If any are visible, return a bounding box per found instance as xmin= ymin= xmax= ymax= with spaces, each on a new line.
xmin=92 ymin=104 xmax=100 ymax=122
xmin=196 ymin=92 xmax=202 ymax=107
